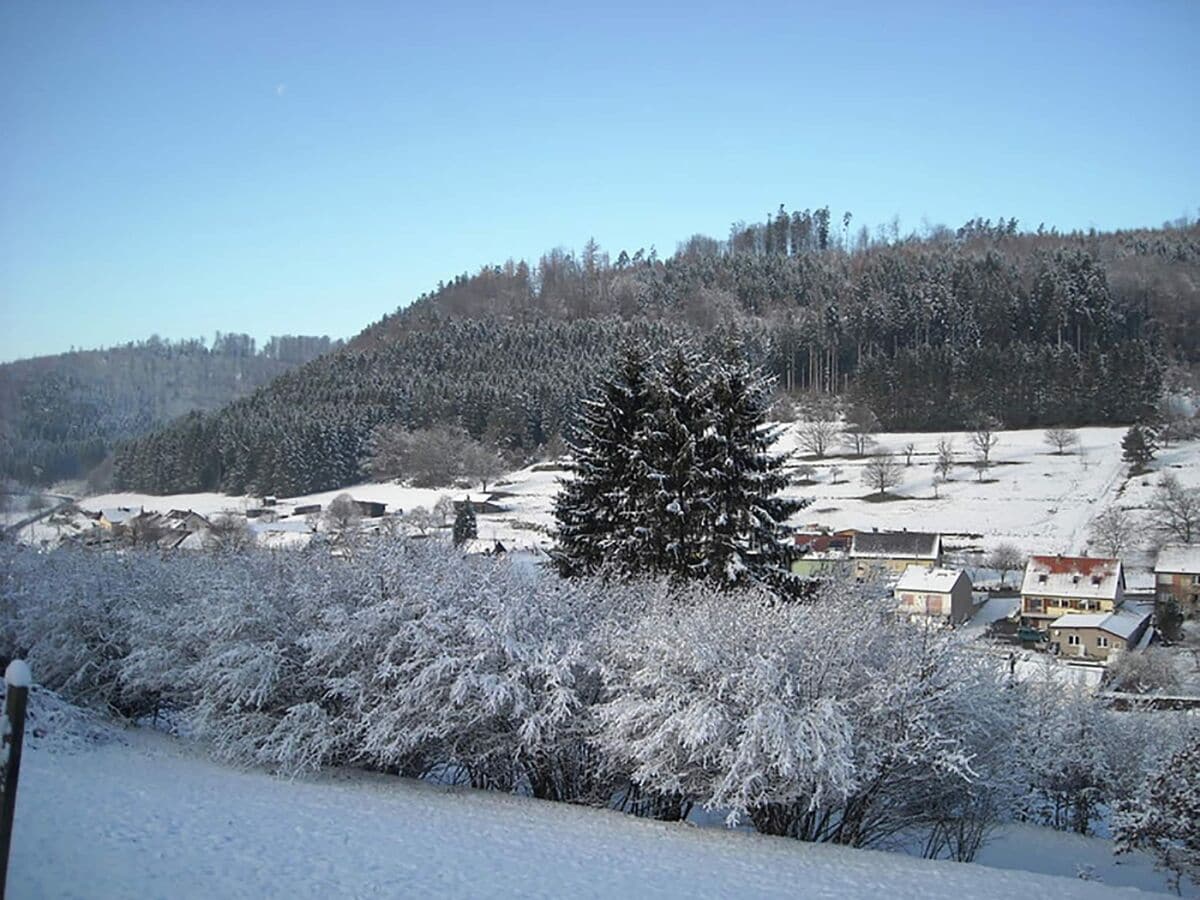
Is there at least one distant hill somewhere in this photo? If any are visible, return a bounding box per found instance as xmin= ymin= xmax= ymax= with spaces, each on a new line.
xmin=112 ymin=209 xmax=1200 ymax=497
xmin=0 ymin=333 xmax=340 ymax=486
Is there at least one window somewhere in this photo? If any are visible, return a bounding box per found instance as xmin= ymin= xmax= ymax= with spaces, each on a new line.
xmin=1038 ymin=574 xmax=1047 ymax=583
xmin=1098 ymin=636 xmax=1109 ymax=648
xmin=1025 ymin=597 xmax=1042 ymax=613
xmin=1067 ymin=634 xmax=1080 ymax=646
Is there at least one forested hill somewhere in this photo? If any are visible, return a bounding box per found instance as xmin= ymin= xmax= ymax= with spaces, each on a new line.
xmin=0 ymin=333 xmax=340 ymax=486
xmin=113 ymin=210 xmax=1200 ymax=498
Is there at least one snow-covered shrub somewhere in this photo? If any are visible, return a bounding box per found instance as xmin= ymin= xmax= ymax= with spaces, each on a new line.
xmin=1104 ymin=648 xmax=1181 ymax=695
xmin=596 ymin=578 xmax=1013 ymax=849
xmin=1115 ymin=743 xmax=1200 ymax=895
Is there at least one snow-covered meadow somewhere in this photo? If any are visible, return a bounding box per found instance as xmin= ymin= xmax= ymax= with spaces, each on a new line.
xmin=65 ymin=424 xmax=1200 ymax=564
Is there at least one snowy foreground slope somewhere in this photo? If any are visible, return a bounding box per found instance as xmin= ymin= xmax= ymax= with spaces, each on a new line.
xmin=10 ymin=705 xmax=1171 ymax=899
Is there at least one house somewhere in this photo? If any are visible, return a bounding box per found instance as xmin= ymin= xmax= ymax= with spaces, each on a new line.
xmin=1153 ymin=544 xmax=1200 ymax=615
xmin=98 ymin=507 xmax=141 ymax=530
xmin=454 ymin=498 xmax=507 ymax=515
xmin=292 ymin=504 xmax=322 ymax=517
xmin=1050 ymin=608 xmax=1151 ymax=661
xmin=351 ymin=499 xmax=387 ymax=519
xmin=850 ymin=530 xmax=942 ymax=579
xmin=1019 ymin=555 xmax=1124 ymax=633
xmin=894 ymin=566 xmax=974 ymax=625
xmin=165 ymin=509 xmax=210 ymax=532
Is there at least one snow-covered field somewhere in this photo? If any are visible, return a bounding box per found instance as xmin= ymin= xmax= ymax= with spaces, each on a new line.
xmin=62 ymin=424 xmax=1200 ymax=563
xmin=9 ymin=693 xmax=1181 ymax=899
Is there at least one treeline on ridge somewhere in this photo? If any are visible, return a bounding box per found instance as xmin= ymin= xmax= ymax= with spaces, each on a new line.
xmin=0 ymin=333 xmax=339 ymax=486
xmin=113 ymin=208 xmax=1199 ymax=497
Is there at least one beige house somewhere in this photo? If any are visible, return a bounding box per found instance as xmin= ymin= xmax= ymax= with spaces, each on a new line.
xmin=850 ymin=531 xmax=942 ymax=579
xmin=1019 ymin=555 xmax=1124 ymax=633
xmin=1050 ymin=608 xmax=1151 ymax=661
xmin=894 ymin=566 xmax=974 ymax=625
xmin=1153 ymin=545 xmax=1200 ymax=616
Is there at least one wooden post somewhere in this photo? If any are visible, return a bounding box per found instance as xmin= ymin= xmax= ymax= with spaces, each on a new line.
xmin=0 ymin=659 xmax=31 ymax=900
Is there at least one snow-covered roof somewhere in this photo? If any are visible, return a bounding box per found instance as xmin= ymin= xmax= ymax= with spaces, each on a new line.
xmin=1053 ymin=608 xmax=1149 ymax=640
xmin=895 ymin=565 xmax=969 ymax=594
xmin=851 ymin=531 xmax=941 ymax=560
xmin=1154 ymin=544 xmax=1200 ymax=575
xmin=1020 ymin=556 xmax=1123 ymax=600
xmin=100 ymin=507 xmax=140 ymax=524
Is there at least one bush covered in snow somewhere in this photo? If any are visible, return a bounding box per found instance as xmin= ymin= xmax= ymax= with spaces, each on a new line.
xmin=1 ymin=539 xmax=1194 ymax=860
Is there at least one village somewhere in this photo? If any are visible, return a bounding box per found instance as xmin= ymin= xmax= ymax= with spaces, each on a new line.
xmin=3 ymin=421 xmax=1196 ymax=701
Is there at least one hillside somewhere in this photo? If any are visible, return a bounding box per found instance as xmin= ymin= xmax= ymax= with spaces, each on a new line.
xmin=76 ymin=424 xmax=1200 ymax=567
xmin=112 ymin=211 xmax=1200 ymax=498
xmin=0 ymin=333 xmax=340 ymax=486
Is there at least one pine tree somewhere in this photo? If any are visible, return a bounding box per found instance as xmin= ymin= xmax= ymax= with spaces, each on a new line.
xmin=554 ymin=341 xmax=803 ymax=589
xmin=453 ymin=500 xmax=477 ymax=546
xmin=698 ymin=351 xmax=805 ymax=586
xmin=552 ymin=342 xmax=655 ymax=576
xmin=1121 ymin=425 xmax=1156 ymax=470
xmin=637 ymin=346 xmax=711 ymax=579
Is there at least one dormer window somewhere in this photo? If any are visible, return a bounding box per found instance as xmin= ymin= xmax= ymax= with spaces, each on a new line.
xmin=1072 ymin=575 xmax=1080 ymax=584
xmin=1038 ymin=574 xmax=1047 ymax=583
xmin=1091 ymin=576 xmax=1101 ymax=585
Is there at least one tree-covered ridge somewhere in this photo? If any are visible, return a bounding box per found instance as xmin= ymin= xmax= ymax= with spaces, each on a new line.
xmin=0 ymin=333 xmax=339 ymax=485
xmin=114 ymin=210 xmax=1196 ymax=496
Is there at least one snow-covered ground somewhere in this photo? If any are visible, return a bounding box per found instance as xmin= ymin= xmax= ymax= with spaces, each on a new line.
xmin=28 ymin=424 xmax=1200 ymax=562
xmin=9 ymin=693 xmax=1180 ymax=899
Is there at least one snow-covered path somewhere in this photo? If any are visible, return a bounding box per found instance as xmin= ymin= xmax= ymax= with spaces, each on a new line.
xmin=9 ymin=726 xmax=1161 ymax=899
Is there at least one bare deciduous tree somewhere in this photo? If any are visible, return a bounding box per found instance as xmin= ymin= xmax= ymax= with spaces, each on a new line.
xmin=903 ymin=442 xmax=916 ymax=466
xmin=862 ymin=453 xmax=902 ymax=496
xmin=971 ymin=417 xmax=1001 ymax=464
xmin=403 ymin=506 xmax=435 ymax=536
xmin=842 ymin=405 xmax=878 ymax=458
xmin=987 ymin=543 xmax=1024 ymax=587
xmin=205 ymin=513 xmax=253 ymax=552
xmin=433 ymin=495 xmax=456 ymax=529
xmin=1089 ymin=506 xmax=1135 ymax=558
xmin=935 ymin=437 xmax=955 ymax=484
xmin=797 ymin=416 xmax=839 ymax=459
xmin=1149 ymin=474 xmax=1200 ymax=545
xmin=324 ymin=493 xmax=362 ymax=534
xmin=1044 ymin=428 xmax=1079 ymax=455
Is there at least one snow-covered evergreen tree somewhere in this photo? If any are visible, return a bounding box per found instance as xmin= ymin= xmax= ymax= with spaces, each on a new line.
xmin=452 ymin=500 xmax=477 ymax=546
xmin=552 ymin=342 xmax=656 ymax=576
xmin=554 ymin=340 xmax=801 ymax=587
xmin=697 ymin=348 xmax=803 ymax=586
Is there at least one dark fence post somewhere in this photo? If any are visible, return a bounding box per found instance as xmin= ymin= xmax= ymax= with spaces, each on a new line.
xmin=0 ymin=660 xmax=31 ymax=900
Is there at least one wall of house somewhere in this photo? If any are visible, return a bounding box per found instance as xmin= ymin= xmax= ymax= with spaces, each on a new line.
xmin=895 ymin=582 xmax=972 ymax=624
xmin=1020 ymin=594 xmax=1115 ymax=623
xmin=855 ymin=556 xmax=938 ymax=579
xmin=1156 ymin=572 xmax=1200 ymax=613
xmin=1049 ymin=625 xmax=1135 ymax=661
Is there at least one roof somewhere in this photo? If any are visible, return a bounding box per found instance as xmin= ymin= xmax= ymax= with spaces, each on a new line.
xmin=851 ymin=531 xmax=941 ymax=560
xmin=895 ymin=565 xmax=970 ymax=594
xmin=99 ymin=507 xmax=140 ymax=524
xmin=1155 ymin=544 xmax=1200 ymax=575
xmin=1020 ymin=555 xmax=1123 ymax=600
xmin=1054 ymin=608 xmax=1149 ymax=640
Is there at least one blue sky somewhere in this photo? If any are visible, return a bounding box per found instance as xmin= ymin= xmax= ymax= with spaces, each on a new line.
xmin=1 ymin=1 xmax=1197 ymax=362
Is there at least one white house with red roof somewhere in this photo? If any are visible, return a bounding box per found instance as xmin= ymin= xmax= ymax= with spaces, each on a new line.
xmin=1019 ymin=554 xmax=1124 ymax=633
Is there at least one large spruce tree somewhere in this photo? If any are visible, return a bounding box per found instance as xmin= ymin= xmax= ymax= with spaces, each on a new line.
xmin=554 ymin=341 xmax=802 ymax=587
xmin=552 ymin=342 xmax=656 ymax=577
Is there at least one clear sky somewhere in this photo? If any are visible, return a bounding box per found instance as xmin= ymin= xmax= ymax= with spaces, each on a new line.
xmin=1 ymin=1 xmax=1197 ymax=362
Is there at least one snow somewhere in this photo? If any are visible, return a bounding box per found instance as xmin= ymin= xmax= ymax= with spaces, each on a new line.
xmin=1020 ymin=555 xmax=1123 ymax=601
xmin=9 ymin=717 xmax=1171 ymax=899
xmin=1154 ymin=543 xmax=1200 ymax=575
xmin=4 ymin=659 xmax=31 ymax=688
xmin=22 ymin=426 xmax=1200 ymax=562
xmin=895 ymin=565 xmax=967 ymax=594
xmin=1054 ymin=608 xmax=1150 ymax=640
